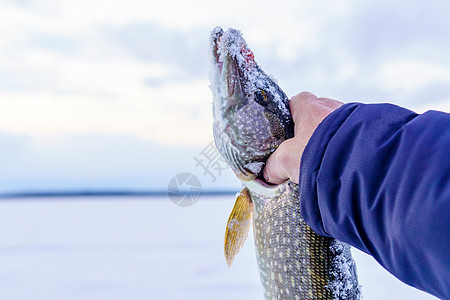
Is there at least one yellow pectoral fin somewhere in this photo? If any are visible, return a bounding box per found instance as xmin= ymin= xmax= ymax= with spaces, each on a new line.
xmin=224 ymin=186 xmax=253 ymax=267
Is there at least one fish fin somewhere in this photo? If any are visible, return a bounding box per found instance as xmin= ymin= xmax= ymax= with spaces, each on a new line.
xmin=224 ymin=186 xmax=253 ymax=267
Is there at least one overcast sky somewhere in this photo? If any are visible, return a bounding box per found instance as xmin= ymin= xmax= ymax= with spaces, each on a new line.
xmin=0 ymin=0 xmax=449 ymax=192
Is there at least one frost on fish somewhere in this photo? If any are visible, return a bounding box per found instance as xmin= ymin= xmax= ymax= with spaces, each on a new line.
xmin=209 ymin=27 xmax=293 ymax=181
xmin=327 ymin=240 xmax=361 ymax=299
xmin=210 ymin=27 xmax=290 ymax=118
xmin=244 ymin=161 xmax=265 ymax=174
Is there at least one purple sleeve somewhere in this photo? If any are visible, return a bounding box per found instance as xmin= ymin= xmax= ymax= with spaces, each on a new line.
xmin=299 ymin=103 xmax=450 ymax=299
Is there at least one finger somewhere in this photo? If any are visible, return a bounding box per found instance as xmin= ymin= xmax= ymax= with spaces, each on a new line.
xmin=263 ymin=143 xmax=290 ymax=185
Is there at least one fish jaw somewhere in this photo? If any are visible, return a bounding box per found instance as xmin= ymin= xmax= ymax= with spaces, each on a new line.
xmin=209 ymin=27 xmax=294 ymax=181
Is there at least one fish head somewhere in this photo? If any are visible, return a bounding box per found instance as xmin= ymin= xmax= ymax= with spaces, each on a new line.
xmin=209 ymin=27 xmax=294 ymax=181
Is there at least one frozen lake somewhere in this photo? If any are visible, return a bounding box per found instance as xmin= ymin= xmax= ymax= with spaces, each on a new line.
xmin=0 ymin=196 xmax=437 ymax=300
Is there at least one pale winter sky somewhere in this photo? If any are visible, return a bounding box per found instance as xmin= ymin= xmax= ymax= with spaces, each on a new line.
xmin=0 ymin=0 xmax=449 ymax=192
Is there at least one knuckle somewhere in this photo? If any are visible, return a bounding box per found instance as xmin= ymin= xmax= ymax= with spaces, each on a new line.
xmin=298 ymin=91 xmax=315 ymax=99
xmin=290 ymin=91 xmax=318 ymax=114
xmin=291 ymin=91 xmax=316 ymax=104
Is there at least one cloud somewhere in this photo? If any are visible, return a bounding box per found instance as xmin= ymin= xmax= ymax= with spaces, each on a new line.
xmin=0 ymin=13 xmax=214 ymax=147
xmin=342 ymin=1 xmax=450 ymax=60
xmin=0 ymin=78 xmax=213 ymax=146
xmin=1 ymin=0 xmax=449 ymax=127
xmin=251 ymin=0 xmax=450 ymax=110
xmin=103 ymin=23 xmax=210 ymax=80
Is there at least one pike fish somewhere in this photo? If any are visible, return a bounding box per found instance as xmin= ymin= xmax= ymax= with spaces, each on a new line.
xmin=209 ymin=27 xmax=361 ymax=299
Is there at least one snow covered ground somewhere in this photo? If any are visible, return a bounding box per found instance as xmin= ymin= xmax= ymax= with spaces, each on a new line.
xmin=0 ymin=197 xmax=437 ymax=300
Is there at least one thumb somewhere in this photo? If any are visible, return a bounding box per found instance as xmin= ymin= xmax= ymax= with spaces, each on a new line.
xmin=263 ymin=139 xmax=296 ymax=185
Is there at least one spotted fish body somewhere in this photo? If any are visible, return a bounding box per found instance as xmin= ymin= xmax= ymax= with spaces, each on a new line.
xmin=209 ymin=27 xmax=360 ymax=299
xmin=248 ymin=181 xmax=359 ymax=299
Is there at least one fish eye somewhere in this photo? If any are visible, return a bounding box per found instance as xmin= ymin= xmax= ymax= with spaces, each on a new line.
xmin=254 ymin=90 xmax=268 ymax=106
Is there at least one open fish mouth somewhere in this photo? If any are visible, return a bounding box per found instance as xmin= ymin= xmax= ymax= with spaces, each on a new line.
xmin=210 ymin=27 xmax=256 ymax=100
xmin=211 ymin=27 xmax=224 ymax=73
xmin=211 ymin=27 xmax=223 ymax=74
xmin=210 ymin=27 xmax=261 ymax=181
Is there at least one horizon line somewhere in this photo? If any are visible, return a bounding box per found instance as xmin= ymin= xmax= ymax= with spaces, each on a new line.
xmin=0 ymin=189 xmax=237 ymax=199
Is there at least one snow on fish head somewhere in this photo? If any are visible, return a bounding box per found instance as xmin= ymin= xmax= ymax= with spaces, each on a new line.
xmin=209 ymin=27 xmax=294 ymax=181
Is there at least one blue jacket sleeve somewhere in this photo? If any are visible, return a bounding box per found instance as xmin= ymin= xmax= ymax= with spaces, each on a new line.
xmin=299 ymin=103 xmax=450 ymax=299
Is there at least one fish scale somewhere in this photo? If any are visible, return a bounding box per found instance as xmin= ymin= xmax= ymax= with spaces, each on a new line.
xmin=209 ymin=26 xmax=361 ymax=299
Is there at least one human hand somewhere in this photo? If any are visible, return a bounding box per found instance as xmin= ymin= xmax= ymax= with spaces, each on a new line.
xmin=263 ymin=92 xmax=343 ymax=184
